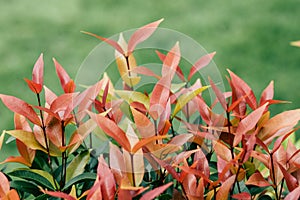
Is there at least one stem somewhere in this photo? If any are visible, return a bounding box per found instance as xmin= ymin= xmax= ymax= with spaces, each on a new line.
xmin=130 ymin=153 xmax=136 ymax=187
xmin=270 ymin=153 xmax=279 ymax=200
xmin=278 ymin=179 xmax=284 ymax=199
xmin=226 ymin=111 xmax=234 ymax=160
xmin=60 ymin=120 xmax=67 ymax=189
xmin=154 ymin=120 xmax=158 ymax=144
xmin=125 ymin=55 xmax=134 ymax=90
xmin=213 ymin=186 xmax=217 ymax=200
xmin=37 ymin=93 xmax=59 ymax=190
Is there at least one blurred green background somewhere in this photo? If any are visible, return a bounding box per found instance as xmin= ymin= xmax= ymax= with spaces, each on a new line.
xmin=0 ymin=0 xmax=299 ymax=162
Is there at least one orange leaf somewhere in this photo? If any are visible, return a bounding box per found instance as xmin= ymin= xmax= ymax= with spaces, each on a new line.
xmin=132 ymin=135 xmax=169 ymax=153
xmin=188 ymin=52 xmax=216 ymax=81
xmin=213 ymin=141 xmax=232 ymax=162
xmin=42 ymin=190 xmax=76 ymax=200
xmin=4 ymin=189 xmax=20 ymax=200
xmin=0 ymin=172 xmax=9 ymax=197
xmin=258 ymin=109 xmax=300 ymax=144
xmin=216 ymin=175 xmax=236 ymax=200
xmin=88 ymin=112 xmax=131 ymax=152
xmin=231 ymin=192 xmax=251 ymax=200
xmin=0 ymin=94 xmax=41 ymax=126
xmin=24 ymin=78 xmax=43 ymax=94
xmin=245 ymin=171 xmax=271 ymax=187
xmin=127 ymin=18 xmax=163 ymax=54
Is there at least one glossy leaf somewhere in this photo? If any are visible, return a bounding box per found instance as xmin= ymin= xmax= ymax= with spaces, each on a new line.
xmin=131 ymin=107 xmax=155 ymax=138
xmin=53 ymin=58 xmax=75 ymax=93
xmin=140 ymin=182 xmax=172 ymax=200
xmin=284 ymin=185 xmax=300 ymax=200
xmin=233 ymin=103 xmax=268 ymax=146
xmin=213 ymin=140 xmax=232 ymax=162
xmin=216 ymin=175 xmax=236 ymax=200
xmin=63 ymin=173 xmax=96 ymax=191
xmin=42 ymin=190 xmax=76 ymax=200
xmin=0 ymin=172 xmax=9 ymax=197
xmin=172 ymin=85 xmax=210 ymax=118
xmin=231 ymin=192 xmax=251 ymax=200
xmin=66 ymin=150 xmax=90 ymax=183
xmin=81 ymin=31 xmax=124 ymax=55
xmin=116 ymin=90 xmax=150 ymax=110
xmin=228 ymin=69 xmax=257 ymax=110
xmin=245 ymin=171 xmax=271 ymax=187
xmin=8 ymin=169 xmax=57 ymax=190
xmin=209 ymin=77 xmax=227 ymax=111
xmin=162 ymin=42 xmax=181 ymax=80
xmin=277 ymin=162 xmax=298 ymax=191
xmin=88 ymin=112 xmax=131 ymax=152
xmin=258 ymin=109 xmax=300 ymax=144
xmin=188 ymin=52 xmax=216 ymax=81
xmin=128 ymin=18 xmax=164 ymax=54
xmin=0 ymin=95 xmax=41 ymax=126
xmin=260 ymin=81 xmax=274 ymax=106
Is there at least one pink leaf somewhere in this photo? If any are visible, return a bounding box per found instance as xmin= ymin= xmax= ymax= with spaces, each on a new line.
xmin=0 ymin=172 xmax=10 ymax=197
xmin=97 ymin=156 xmax=116 ymax=200
xmin=209 ymin=77 xmax=227 ymax=111
xmin=260 ymin=81 xmax=274 ymax=106
xmin=131 ymin=66 xmax=161 ymax=79
xmin=81 ymin=31 xmax=124 ymax=55
xmin=0 ymin=94 xmax=41 ymax=126
xmin=156 ymin=50 xmax=185 ymax=81
xmin=149 ymin=73 xmax=171 ymax=120
xmin=140 ymin=182 xmax=172 ymax=200
xmin=32 ymin=53 xmax=44 ymax=88
xmin=127 ymin=18 xmax=164 ymax=54
xmin=284 ymin=185 xmax=300 ymax=200
xmin=161 ymin=42 xmax=181 ymax=80
xmin=188 ymin=52 xmax=216 ymax=81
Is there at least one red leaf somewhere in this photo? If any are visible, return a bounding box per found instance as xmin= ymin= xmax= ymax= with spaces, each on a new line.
xmin=284 ymin=185 xmax=300 ymax=200
xmin=149 ymin=73 xmax=171 ymax=120
xmin=0 ymin=94 xmax=41 ymax=126
xmin=161 ymin=42 xmax=181 ymax=80
xmin=32 ymin=53 xmax=44 ymax=87
xmin=131 ymin=66 xmax=161 ymax=79
xmin=216 ymin=175 xmax=236 ymax=200
xmin=156 ymin=50 xmax=185 ymax=81
xmin=277 ymin=162 xmax=298 ymax=191
xmin=260 ymin=81 xmax=274 ymax=106
xmin=81 ymin=31 xmax=124 ymax=55
xmin=97 ymin=156 xmax=116 ymax=200
xmin=209 ymin=77 xmax=227 ymax=111
xmin=213 ymin=140 xmax=232 ymax=162
xmin=227 ymin=69 xmax=257 ymax=110
xmin=233 ymin=103 xmax=268 ymax=146
xmin=24 ymin=78 xmax=43 ymax=94
xmin=188 ymin=52 xmax=216 ymax=81
xmin=245 ymin=171 xmax=271 ymax=187
xmin=53 ymin=58 xmax=75 ymax=93
xmin=140 ymin=182 xmax=172 ymax=200
xmin=88 ymin=112 xmax=131 ymax=152
xmin=42 ymin=190 xmax=76 ymax=200
xmin=231 ymin=192 xmax=251 ymax=200
xmin=127 ymin=18 xmax=164 ymax=54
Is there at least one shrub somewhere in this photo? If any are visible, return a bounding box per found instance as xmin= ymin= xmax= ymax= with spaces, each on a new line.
xmin=0 ymin=19 xmax=300 ymax=200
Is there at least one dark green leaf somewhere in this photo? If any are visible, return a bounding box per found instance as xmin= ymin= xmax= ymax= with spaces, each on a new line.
xmin=8 ymin=169 xmax=57 ymax=190
xmin=63 ymin=172 xmax=96 ymax=191
xmin=66 ymin=150 xmax=90 ymax=182
xmin=10 ymin=180 xmax=41 ymax=197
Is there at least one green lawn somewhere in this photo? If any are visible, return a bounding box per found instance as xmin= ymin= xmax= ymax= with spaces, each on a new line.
xmin=0 ymin=0 xmax=299 ymax=162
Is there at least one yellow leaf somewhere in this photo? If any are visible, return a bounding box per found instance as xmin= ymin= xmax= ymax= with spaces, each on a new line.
xmin=115 ymin=90 xmax=149 ymax=109
xmin=172 ymin=85 xmax=210 ymax=118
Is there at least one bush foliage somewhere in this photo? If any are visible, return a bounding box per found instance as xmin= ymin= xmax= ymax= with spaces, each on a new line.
xmin=0 ymin=20 xmax=300 ymax=200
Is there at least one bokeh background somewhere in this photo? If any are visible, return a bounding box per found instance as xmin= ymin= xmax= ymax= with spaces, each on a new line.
xmin=0 ymin=0 xmax=299 ymax=162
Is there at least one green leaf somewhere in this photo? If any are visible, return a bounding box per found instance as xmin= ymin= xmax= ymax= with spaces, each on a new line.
xmin=115 ymin=90 xmax=150 ymax=110
xmin=172 ymin=85 xmax=209 ymax=118
xmin=66 ymin=150 xmax=90 ymax=183
xmin=63 ymin=172 xmax=96 ymax=191
xmin=120 ymin=101 xmax=134 ymax=122
xmin=5 ymin=130 xmax=46 ymax=152
xmin=10 ymin=180 xmax=41 ymax=197
xmin=8 ymin=169 xmax=58 ymax=190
